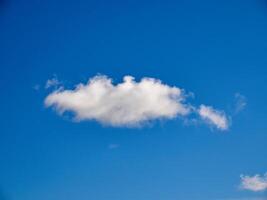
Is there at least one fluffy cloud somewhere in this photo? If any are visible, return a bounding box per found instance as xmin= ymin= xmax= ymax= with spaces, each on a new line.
xmin=45 ymin=75 xmax=230 ymax=130
xmin=240 ymin=173 xmax=267 ymax=192
xmin=45 ymin=75 xmax=191 ymax=127
xmin=198 ymin=105 xmax=229 ymax=130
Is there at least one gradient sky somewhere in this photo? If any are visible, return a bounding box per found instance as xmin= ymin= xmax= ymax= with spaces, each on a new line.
xmin=1 ymin=0 xmax=267 ymax=200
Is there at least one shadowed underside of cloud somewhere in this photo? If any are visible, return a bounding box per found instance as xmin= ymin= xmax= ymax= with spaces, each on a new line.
xmin=240 ymin=173 xmax=267 ymax=192
xmin=45 ymin=75 xmax=229 ymax=130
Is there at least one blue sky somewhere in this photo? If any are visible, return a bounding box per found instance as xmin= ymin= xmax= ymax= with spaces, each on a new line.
xmin=0 ymin=0 xmax=267 ymax=199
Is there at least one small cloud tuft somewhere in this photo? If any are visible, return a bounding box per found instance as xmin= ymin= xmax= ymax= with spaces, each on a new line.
xmin=45 ymin=75 xmax=61 ymax=89
xmin=234 ymin=93 xmax=247 ymax=113
xmin=240 ymin=173 xmax=267 ymax=192
xmin=198 ymin=104 xmax=229 ymax=130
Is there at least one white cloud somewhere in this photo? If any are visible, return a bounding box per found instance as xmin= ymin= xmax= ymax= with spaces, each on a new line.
xmin=235 ymin=93 xmax=247 ymax=113
xmin=198 ymin=104 xmax=229 ymax=130
xmin=45 ymin=75 xmax=230 ymax=130
xmin=240 ymin=173 xmax=267 ymax=192
xmin=45 ymin=75 xmax=191 ymax=127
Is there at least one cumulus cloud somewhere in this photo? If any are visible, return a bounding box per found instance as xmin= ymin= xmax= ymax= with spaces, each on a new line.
xmin=45 ymin=75 xmax=191 ymax=127
xmin=198 ymin=105 xmax=229 ymax=130
xmin=45 ymin=75 xmax=230 ymax=130
xmin=240 ymin=173 xmax=267 ymax=192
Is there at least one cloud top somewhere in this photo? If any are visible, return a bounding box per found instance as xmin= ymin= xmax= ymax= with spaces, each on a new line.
xmin=240 ymin=173 xmax=267 ymax=192
xmin=45 ymin=75 xmax=190 ymax=127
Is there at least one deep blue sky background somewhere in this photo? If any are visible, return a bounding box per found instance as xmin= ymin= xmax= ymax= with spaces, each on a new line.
xmin=0 ymin=0 xmax=267 ymax=199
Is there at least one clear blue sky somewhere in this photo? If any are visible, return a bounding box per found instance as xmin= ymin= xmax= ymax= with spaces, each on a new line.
xmin=0 ymin=0 xmax=267 ymax=199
